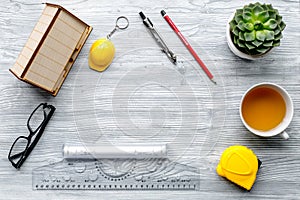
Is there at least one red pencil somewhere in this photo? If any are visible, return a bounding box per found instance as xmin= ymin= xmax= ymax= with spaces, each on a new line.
xmin=161 ymin=10 xmax=216 ymax=84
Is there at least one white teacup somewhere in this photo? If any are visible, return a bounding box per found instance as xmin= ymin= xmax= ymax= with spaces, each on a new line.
xmin=240 ymin=83 xmax=293 ymax=139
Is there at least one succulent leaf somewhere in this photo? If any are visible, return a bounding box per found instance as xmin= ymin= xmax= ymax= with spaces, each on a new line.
xmin=236 ymin=9 xmax=243 ymax=15
xmin=254 ymin=2 xmax=261 ymax=6
xmin=232 ymin=26 xmax=239 ymax=36
xmin=266 ymin=4 xmax=274 ymax=10
xmin=264 ymin=30 xmax=275 ymax=40
xmin=243 ymin=7 xmax=253 ymax=14
xmin=238 ymin=32 xmax=245 ymax=41
xmin=256 ymin=47 xmax=270 ymax=53
xmin=243 ymin=12 xmax=252 ymax=22
xmin=252 ymin=40 xmax=263 ymax=47
xmin=237 ymin=21 xmax=246 ymax=31
xmin=261 ymin=4 xmax=268 ymax=10
xmin=263 ymin=19 xmax=278 ymax=29
xmin=245 ymin=43 xmax=256 ymax=50
xmin=244 ymin=31 xmax=256 ymax=41
xmin=257 ymin=11 xmax=269 ymax=23
xmin=254 ymin=21 xmax=263 ymax=30
xmin=248 ymin=3 xmax=256 ymax=8
xmin=279 ymin=21 xmax=286 ymax=31
xmin=256 ymin=30 xmax=266 ymax=41
xmin=268 ymin=10 xmax=277 ymax=20
xmin=229 ymin=20 xmax=236 ymax=29
xmin=233 ymin=35 xmax=237 ymax=44
xmin=275 ymin=33 xmax=283 ymax=40
xmin=274 ymin=27 xmax=281 ymax=35
xmin=235 ymin=14 xmax=243 ymax=23
xmin=229 ymin=2 xmax=285 ymax=55
xmin=253 ymin=5 xmax=264 ymax=16
xmin=244 ymin=23 xmax=254 ymax=31
xmin=237 ymin=39 xmax=246 ymax=48
xmin=276 ymin=15 xmax=282 ymax=24
xmin=273 ymin=40 xmax=280 ymax=46
xmin=263 ymin=41 xmax=273 ymax=47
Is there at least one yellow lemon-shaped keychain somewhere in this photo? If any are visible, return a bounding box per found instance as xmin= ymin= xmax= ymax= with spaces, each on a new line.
xmin=217 ymin=145 xmax=262 ymax=190
xmin=89 ymin=16 xmax=129 ymax=72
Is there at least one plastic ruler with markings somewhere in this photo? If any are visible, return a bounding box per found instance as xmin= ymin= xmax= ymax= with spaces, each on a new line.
xmin=33 ymin=158 xmax=200 ymax=190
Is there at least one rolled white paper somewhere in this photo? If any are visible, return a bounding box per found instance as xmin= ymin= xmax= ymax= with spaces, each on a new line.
xmin=63 ymin=144 xmax=168 ymax=159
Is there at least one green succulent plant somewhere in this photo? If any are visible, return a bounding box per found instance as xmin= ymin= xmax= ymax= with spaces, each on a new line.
xmin=229 ymin=2 xmax=286 ymax=55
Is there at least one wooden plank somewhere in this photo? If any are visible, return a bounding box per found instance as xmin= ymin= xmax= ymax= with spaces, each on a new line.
xmin=21 ymin=46 xmax=33 ymax=59
xmin=24 ymin=68 xmax=55 ymax=91
xmin=33 ymin=53 xmax=64 ymax=75
xmin=58 ymin=11 xmax=86 ymax=33
xmin=27 ymin=35 xmax=38 ymax=43
xmin=10 ymin=62 xmax=24 ymax=77
xmin=27 ymin=61 xmax=60 ymax=84
xmin=43 ymin=35 xmax=74 ymax=57
xmin=15 ymin=54 xmax=29 ymax=68
xmin=48 ymin=26 xmax=78 ymax=49
xmin=34 ymin=21 xmax=49 ymax=33
xmin=38 ymin=14 xmax=54 ymax=25
xmin=52 ymin=68 xmax=67 ymax=93
xmin=25 ymin=37 xmax=39 ymax=51
xmin=42 ymin=4 xmax=58 ymax=16
xmin=38 ymin=44 xmax=67 ymax=66
xmin=30 ymin=29 xmax=43 ymax=43
xmin=54 ymin=18 xmax=82 ymax=41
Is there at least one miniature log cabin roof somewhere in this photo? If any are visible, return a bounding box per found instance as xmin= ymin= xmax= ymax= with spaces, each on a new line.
xmin=10 ymin=3 xmax=92 ymax=96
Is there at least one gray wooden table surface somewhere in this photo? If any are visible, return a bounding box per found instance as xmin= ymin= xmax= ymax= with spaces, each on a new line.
xmin=1 ymin=0 xmax=300 ymax=199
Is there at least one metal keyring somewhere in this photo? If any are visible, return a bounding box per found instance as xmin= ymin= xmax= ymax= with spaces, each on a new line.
xmin=107 ymin=16 xmax=129 ymax=39
xmin=115 ymin=16 xmax=129 ymax=30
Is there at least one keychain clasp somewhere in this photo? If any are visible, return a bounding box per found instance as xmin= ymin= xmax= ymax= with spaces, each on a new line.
xmin=107 ymin=16 xmax=129 ymax=39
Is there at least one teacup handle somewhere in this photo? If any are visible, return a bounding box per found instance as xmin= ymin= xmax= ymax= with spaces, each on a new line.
xmin=280 ymin=131 xmax=289 ymax=140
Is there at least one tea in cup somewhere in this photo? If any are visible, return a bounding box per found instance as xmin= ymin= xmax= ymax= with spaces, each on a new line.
xmin=240 ymin=83 xmax=293 ymax=139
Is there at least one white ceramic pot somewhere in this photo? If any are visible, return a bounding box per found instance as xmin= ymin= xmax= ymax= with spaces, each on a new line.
xmin=226 ymin=13 xmax=272 ymax=60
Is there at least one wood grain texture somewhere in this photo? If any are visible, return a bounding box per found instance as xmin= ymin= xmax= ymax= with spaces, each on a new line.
xmin=0 ymin=0 xmax=299 ymax=199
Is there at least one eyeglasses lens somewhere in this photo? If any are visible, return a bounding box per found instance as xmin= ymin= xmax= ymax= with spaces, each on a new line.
xmin=10 ymin=137 xmax=29 ymax=161
xmin=28 ymin=106 xmax=47 ymax=132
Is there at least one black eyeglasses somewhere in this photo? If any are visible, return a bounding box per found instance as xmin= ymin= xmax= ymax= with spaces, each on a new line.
xmin=8 ymin=103 xmax=56 ymax=169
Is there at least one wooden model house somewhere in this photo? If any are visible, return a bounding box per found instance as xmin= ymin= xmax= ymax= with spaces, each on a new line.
xmin=10 ymin=3 xmax=92 ymax=96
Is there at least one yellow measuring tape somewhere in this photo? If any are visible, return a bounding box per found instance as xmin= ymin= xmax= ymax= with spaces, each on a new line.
xmin=217 ymin=145 xmax=261 ymax=190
